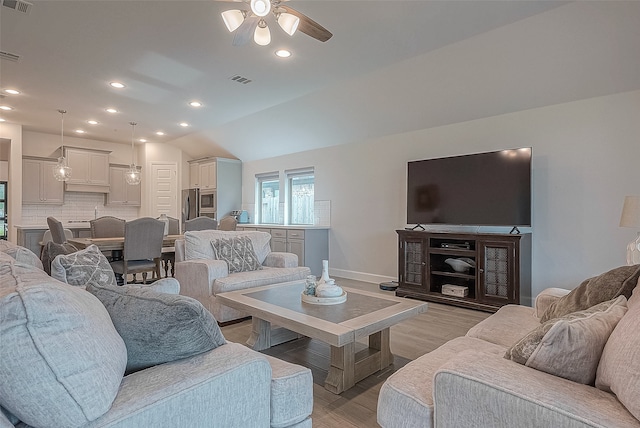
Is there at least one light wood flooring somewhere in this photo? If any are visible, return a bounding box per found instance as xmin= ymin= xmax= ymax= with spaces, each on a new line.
xmin=220 ymin=278 xmax=490 ymax=428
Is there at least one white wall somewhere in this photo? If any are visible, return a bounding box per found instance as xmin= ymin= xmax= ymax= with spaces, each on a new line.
xmin=0 ymin=123 xmax=23 ymax=241
xmin=242 ymin=90 xmax=640 ymax=300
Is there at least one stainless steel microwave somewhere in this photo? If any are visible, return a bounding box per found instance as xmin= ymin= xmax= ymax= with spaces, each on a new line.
xmin=199 ymin=190 xmax=216 ymax=212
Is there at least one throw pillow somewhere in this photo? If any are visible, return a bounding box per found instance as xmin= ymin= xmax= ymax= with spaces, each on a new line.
xmin=184 ymin=230 xmax=271 ymax=264
xmin=505 ymin=296 xmax=627 ymax=385
xmin=40 ymin=241 xmax=77 ymax=275
xmin=595 ymin=291 xmax=640 ymax=420
xmin=86 ymin=282 xmax=226 ymax=374
xmin=540 ymin=265 xmax=640 ymax=322
xmin=211 ymin=236 xmax=263 ymax=274
xmin=50 ymin=244 xmax=116 ymax=288
xmin=0 ymin=258 xmax=126 ymax=427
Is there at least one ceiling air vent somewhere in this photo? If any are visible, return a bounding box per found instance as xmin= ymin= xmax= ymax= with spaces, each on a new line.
xmin=0 ymin=51 xmax=20 ymax=62
xmin=230 ymin=75 xmax=252 ymax=85
xmin=2 ymin=0 xmax=32 ymax=14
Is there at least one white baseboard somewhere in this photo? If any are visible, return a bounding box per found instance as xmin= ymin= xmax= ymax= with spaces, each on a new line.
xmin=328 ymin=268 xmax=396 ymax=285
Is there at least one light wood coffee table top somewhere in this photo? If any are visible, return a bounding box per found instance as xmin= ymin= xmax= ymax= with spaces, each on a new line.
xmin=218 ymin=280 xmax=428 ymax=393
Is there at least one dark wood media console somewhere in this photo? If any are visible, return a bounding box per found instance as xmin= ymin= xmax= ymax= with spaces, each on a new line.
xmin=396 ymin=230 xmax=531 ymax=312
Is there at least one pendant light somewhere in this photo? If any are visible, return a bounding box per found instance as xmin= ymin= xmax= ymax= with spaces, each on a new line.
xmin=125 ymin=121 xmax=141 ymax=185
xmin=53 ymin=109 xmax=72 ymax=181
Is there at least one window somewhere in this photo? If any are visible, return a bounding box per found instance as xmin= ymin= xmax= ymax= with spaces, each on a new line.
xmin=256 ymin=172 xmax=280 ymax=224
xmin=287 ymin=168 xmax=314 ymax=225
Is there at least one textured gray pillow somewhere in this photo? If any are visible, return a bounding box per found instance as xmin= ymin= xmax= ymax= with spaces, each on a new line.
xmin=541 ymin=265 xmax=640 ymax=322
xmin=50 ymin=244 xmax=116 ymax=287
xmin=505 ymin=296 xmax=627 ymax=384
xmin=211 ymin=236 xmax=263 ymax=273
xmin=0 ymin=257 xmax=127 ymax=427
xmin=86 ymin=282 xmax=226 ymax=373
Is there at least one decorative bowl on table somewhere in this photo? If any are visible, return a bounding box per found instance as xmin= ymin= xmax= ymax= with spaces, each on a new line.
xmin=445 ymin=258 xmax=474 ymax=273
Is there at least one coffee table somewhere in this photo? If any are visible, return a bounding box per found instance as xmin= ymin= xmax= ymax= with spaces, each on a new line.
xmin=217 ymin=280 xmax=428 ymax=394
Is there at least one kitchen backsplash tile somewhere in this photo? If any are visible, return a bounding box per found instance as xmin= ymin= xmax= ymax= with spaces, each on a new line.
xmin=21 ymin=192 xmax=139 ymax=225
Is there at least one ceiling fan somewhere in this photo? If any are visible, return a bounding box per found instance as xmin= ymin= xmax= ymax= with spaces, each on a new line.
xmin=220 ymin=0 xmax=332 ymax=46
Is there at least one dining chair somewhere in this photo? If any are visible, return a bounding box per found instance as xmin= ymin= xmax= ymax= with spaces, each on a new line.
xmin=47 ymin=217 xmax=67 ymax=244
xmin=110 ymin=217 xmax=164 ymax=285
xmin=90 ymin=216 xmax=126 ymax=261
xmin=158 ymin=216 xmax=180 ymax=277
xmin=184 ymin=216 xmax=218 ymax=232
xmin=218 ymin=215 xmax=238 ymax=231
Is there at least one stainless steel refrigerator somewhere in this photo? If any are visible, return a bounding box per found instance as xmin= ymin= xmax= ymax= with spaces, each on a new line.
xmin=0 ymin=182 xmax=7 ymax=240
xmin=181 ymin=188 xmax=199 ymax=231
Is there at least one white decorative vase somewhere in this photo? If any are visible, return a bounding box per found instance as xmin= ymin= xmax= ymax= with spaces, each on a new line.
xmin=315 ymin=260 xmax=343 ymax=297
xmin=159 ymin=213 xmax=169 ymax=236
xmin=318 ymin=260 xmax=331 ymax=284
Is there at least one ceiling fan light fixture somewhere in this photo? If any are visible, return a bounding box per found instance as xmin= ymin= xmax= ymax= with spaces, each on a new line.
xmin=254 ymin=21 xmax=271 ymax=46
xmin=250 ymin=0 xmax=270 ymax=17
xmin=277 ymin=12 xmax=299 ymax=36
xmin=221 ymin=9 xmax=245 ymax=32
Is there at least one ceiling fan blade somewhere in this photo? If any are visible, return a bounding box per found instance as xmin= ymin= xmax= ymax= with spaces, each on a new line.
xmin=279 ymin=5 xmax=332 ymax=42
xmin=232 ymin=15 xmax=259 ymax=46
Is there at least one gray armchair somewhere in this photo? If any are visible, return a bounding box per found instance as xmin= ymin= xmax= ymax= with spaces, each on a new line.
xmin=110 ymin=217 xmax=164 ymax=284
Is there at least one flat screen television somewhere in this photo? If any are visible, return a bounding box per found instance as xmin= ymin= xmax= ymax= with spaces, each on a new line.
xmin=407 ymin=148 xmax=531 ymax=227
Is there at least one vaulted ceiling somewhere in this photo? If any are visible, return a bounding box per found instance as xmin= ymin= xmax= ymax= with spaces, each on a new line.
xmin=1 ymin=1 xmax=639 ymax=161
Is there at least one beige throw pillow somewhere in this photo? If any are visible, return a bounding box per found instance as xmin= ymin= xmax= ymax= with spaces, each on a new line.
xmin=505 ymin=296 xmax=627 ymax=385
xmin=595 ymin=291 xmax=640 ymax=420
xmin=540 ymin=265 xmax=640 ymax=322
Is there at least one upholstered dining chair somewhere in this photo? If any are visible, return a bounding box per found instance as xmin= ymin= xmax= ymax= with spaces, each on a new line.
xmin=158 ymin=216 xmax=180 ymax=277
xmin=110 ymin=217 xmax=164 ymax=285
xmin=218 ymin=215 xmax=238 ymax=231
xmin=184 ymin=216 xmax=218 ymax=232
xmin=90 ymin=216 xmax=126 ymax=261
xmin=46 ymin=217 xmax=67 ymax=244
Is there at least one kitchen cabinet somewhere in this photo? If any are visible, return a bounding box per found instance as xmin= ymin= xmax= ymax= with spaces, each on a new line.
xmin=106 ymin=165 xmax=141 ymax=206
xmin=199 ymin=161 xmax=217 ymax=189
xmin=189 ymin=163 xmax=200 ymax=188
xmin=237 ymin=226 xmax=328 ymax=277
xmin=188 ymin=160 xmax=217 ymax=189
xmin=395 ymin=230 xmax=531 ymax=312
xmin=64 ymin=147 xmax=111 ymax=192
xmin=22 ymin=157 xmax=64 ymax=205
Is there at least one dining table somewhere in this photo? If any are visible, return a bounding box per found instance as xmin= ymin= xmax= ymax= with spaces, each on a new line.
xmin=67 ymin=234 xmax=183 ymax=252
xmin=67 ymin=234 xmax=184 ymax=281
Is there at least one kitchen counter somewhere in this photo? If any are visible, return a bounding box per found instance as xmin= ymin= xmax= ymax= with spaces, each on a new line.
xmin=237 ymin=224 xmax=330 ymax=230
xmin=15 ymin=222 xmax=91 ymax=230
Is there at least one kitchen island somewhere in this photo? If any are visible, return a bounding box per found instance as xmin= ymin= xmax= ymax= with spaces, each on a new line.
xmin=15 ymin=223 xmax=92 ymax=255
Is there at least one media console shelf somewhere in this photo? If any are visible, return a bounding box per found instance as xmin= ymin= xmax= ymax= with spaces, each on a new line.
xmin=396 ymin=230 xmax=531 ymax=312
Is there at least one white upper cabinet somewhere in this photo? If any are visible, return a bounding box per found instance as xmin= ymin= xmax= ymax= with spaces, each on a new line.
xmin=64 ymin=147 xmax=111 ymax=192
xmin=106 ymin=165 xmax=141 ymax=206
xmin=22 ymin=157 xmax=64 ymax=205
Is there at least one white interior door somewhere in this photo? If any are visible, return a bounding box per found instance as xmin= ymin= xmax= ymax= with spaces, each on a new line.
xmin=151 ymin=162 xmax=178 ymax=218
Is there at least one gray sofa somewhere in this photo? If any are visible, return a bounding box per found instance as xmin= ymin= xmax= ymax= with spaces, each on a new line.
xmin=175 ymin=230 xmax=311 ymax=322
xmin=0 ymin=243 xmax=313 ymax=428
xmin=378 ymin=268 xmax=640 ymax=428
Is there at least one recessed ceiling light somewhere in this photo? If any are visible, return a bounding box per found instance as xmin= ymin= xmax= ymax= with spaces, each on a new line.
xmin=275 ymin=49 xmax=291 ymax=58
xmin=75 ymin=129 xmax=85 ymax=134
xmin=87 ymin=120 xmax=99 ymax=125
xmin=179 ymin=122 xmax=190 ymax=127
xmin=4 ymin=89 xmax=20 ymax=95
xmin=189 ymin=101 xmax=202 ymax=108
xmin=156 ymin=131 xmax=165 ymax=136
xmin=105 ymin=108 xmax=118 ymax=114
xmin=0 ymin=106 xmax=13 ymax=111
xmin=139 ymin=138 xmax=147 ymax=143
xmin=0 ymin=118 xmax=5 ymax=122
xmin=109 ymin=82 xmax=125 ymax=89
